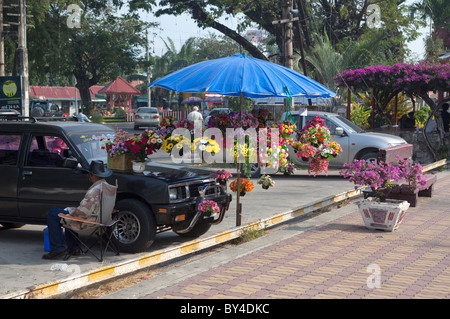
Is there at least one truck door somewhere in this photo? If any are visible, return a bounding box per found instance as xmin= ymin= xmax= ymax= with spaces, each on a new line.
xmin=17 ymin=134 xmax=89 ymax=223
xmin=0 ymin=133 xmax=21 ymax=219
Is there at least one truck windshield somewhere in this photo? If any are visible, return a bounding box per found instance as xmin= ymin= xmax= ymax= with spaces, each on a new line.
xmin=70 ymin=131 xmax=114 ymax=163
xmin=334 ymin=116 xmax=365 ymax=134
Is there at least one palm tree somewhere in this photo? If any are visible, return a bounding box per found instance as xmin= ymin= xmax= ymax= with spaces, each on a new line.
xmin=409 ymin=0 xmax=449 ymax=59
xmin=302 ymin=30 xmax=386 ymax=92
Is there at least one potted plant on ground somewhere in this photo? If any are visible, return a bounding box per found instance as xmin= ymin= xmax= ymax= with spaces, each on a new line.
xmin=339 ymin=157 xmax=426 ymax=231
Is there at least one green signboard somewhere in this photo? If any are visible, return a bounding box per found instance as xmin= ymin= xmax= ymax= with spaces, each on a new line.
xmin=0 ymin=76 xmax=22 ymax=113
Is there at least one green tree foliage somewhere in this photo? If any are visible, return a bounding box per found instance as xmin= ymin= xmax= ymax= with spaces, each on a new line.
xmin=22 ymin=0 xmax=152 ymax=114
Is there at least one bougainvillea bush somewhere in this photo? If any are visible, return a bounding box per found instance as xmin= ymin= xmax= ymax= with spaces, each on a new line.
xmin=334 ymin=62 xmax=450 ymax=94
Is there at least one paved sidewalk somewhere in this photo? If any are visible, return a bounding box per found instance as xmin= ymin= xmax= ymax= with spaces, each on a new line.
xmin=105 ymin=171 xmax=450 ymax=299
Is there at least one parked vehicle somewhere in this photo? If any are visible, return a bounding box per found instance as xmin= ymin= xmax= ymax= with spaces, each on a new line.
xmin=281 ymin=111 xmax=408 ymax=166
xmin=0 ymin=117 xmax=232 ymax=253
xmin=134 ymin=107 xmax=160 ymax=130
xmin=29 ymin=99 xmax=65 ymax=118
xmin=244 ymin=111 xmax=408 ymax=177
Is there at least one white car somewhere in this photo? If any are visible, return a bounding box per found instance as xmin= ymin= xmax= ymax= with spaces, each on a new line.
xmin=283 ymin=111 xmax=407 ymax=166
xmin=245 ymin=111 xmax=407 ymax=177
xmin=134 ymin=107 xmax=160 ymax=130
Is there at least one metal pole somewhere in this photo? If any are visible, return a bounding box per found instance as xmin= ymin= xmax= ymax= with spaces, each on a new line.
xmin=18 ymin=0 xmax=29 ymax=116
xmin=146 ymin=30 xmax=151 ymax=108
xmin=0 ymin=0 xmax=4 ymax=76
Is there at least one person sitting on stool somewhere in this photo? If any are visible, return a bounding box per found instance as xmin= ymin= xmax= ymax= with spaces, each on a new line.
xmin=42 ymin=160 xmax=113 ymax=260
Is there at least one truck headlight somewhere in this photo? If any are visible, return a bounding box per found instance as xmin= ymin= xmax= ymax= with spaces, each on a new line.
xmin=169 ymin=188 xmax=178 ymax=200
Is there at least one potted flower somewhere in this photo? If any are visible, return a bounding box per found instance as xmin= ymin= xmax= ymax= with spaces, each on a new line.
xmin=197 ymin=199 xmax=221 ymax=218
xmin=339 ymin=157 xmax=426 ymax=231
xmin=295 ymin=115 xmax=342 ymax=176
xmin=229 ymin=178 xmax=254 ymax=196
xmin=258 ymin=175 xmax=275 ymax=190
xmin=292 ymin=142 xmax=316 ymax=161
xmin=213 ymin=169 xmax=232 ymax=188
xmin=280 ymin=162 xmax=295 ymax=176
xmin=160 ymin=115 xmax=177 ymax=128
xmin=101 ymin=129 xmax=134 ymax=172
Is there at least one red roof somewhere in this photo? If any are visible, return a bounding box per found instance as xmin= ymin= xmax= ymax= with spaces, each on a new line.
xmin=98 ymin=76 xmax=140 ymax=95
xmin=29 ymin=85 xmax=103 ymax=99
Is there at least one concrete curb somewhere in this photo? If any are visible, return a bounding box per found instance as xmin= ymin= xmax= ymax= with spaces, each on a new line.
xmin=2 ymin=188 xmax=362 ymax=299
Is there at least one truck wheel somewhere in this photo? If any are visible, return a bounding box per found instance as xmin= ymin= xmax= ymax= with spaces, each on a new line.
xmin=113 ymin=199 xmax=156 ymax=253
xmin=1 ymin=222 xmax=25 ymax=229
xmin=174 ymin=221 xmax=211 ymax=238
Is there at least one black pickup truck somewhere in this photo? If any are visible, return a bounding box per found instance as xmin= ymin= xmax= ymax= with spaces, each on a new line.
xmin=0 ymin=118 xmax=231 ymax=253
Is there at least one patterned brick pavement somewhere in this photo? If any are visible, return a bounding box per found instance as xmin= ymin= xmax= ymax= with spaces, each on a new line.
xmin=143 ymin=174 xmax=450 ymax=299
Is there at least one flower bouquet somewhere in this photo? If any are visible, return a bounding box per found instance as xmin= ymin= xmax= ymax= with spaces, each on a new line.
xmin=191 ymin=137 xmax=220 ymax=154
xmin=174 ymin=118 xmax=195 ymax=130
xmin=280 ymin=162 xmax=295 ymax=176
xmin=258 ymin=175 xmax=275 ymax=190
xmin=101 ymin=129 xmax=132 ymax=158
xmin=296 ymin=115 xmax=342 ymax=176
xmin=213 ymin=169 xmax=232 ymax=186
xmin=230 ymin=178 xmax=254 ymax=196
xmin=160 ymin=115 xmax=177 ymax=128
xmin=292 ymin=142 xmax=316 ymax=161
xmin=197 ymin=199 xmax=220 ymax=217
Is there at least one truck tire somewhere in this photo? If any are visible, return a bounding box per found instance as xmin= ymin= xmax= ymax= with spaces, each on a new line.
xmin=174 ymin=221 xmax=212 ymax=238
xmin=1 ymin=222 xmax=25 ymax=229
xmin=113 ymin=198 xmax=156 ymax=253
xmin=31 ymin=107 xmax=44 ymax=118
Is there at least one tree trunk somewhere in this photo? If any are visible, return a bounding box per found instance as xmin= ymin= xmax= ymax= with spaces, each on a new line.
xmin=75 ymin=79 xmax=93 ymax=116
xmin=418 ymin=93 xmax=449 ymax=162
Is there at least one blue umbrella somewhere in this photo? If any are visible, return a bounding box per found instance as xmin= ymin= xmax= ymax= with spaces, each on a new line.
xmin=149 ymin=53 xmax=336 ymax=99
xmin=149 ymin=53 xmax=336 ymax=227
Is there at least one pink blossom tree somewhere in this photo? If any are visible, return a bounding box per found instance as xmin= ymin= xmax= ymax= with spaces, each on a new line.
xmin=335 ymin=62 xmax=450 ymax=160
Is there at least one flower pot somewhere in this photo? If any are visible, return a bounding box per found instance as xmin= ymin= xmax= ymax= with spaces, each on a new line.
xmin=107 ymin=153 xmax=134 ymax=172
xmin=240 ymin=190 xmax=246 ymax=197
xmin=262 ymin=185 xmax=270 ymax=190
xmin=301 ymin=156 xmax=309 ymax=162
xmin=356 ymin=198 xmax=410 ymax=231
xmin=132 ymin=160 xmax=146 ymax=174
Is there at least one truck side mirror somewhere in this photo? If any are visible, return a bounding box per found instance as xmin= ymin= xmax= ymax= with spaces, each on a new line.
xmin=335 ymin=127 xmax=344 ymax=136
xmin=63 ymin=157 xmax=78 ymax=169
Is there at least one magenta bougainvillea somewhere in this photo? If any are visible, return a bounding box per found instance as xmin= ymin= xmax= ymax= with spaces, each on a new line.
xmin=334 ymin=62 xmax=450 ymax=94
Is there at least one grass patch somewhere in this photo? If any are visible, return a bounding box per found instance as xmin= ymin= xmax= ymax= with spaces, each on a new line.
xmin=231 ymin=226 xmax=267 ymax=245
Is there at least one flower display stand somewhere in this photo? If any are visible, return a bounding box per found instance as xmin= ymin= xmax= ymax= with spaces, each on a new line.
xmin=107 ymin=154 xmax=135 ymax=172
xmin=356 ymin=198 xmax=410 ymax=231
